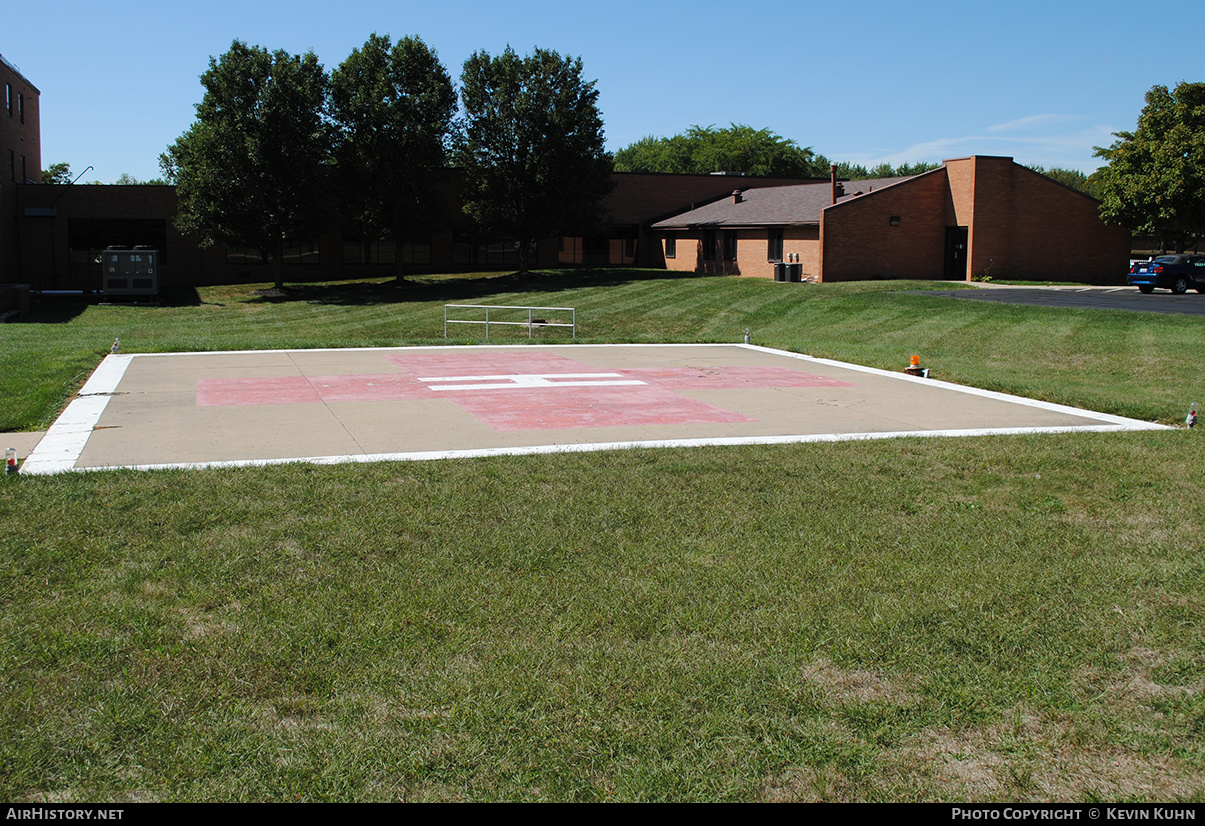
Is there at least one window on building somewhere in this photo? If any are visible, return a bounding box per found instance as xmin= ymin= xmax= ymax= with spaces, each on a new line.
xmin=8 ymin=150 xmax=13 ymax=183
xmin=581 ymin=236 xmax=607 ymax=265
xmin=664 ymin=235 xmax=676 ymax=259
xmin=400 ymin=239 xmax=431 ymax=265
xmin=18 ymin=93 xmax=23 ymax=124
xmin=69 ymin=218 xmax=168 ymax=265
xmin=282 ymin=238 xmax=320 ymax=264
xmin=225 ymin=247 xmax=265 ymax=265
xmin=767 ymin=228 xmax=783 ymax=262
xmin=477 ymin=238 xmax=520 ymax=265
xmin=225 ymin=240 xmax=319 ymax=265
xmin=342 ymin=235 xmax=396 ymax=265
xmin=5 ymin=84 xmax=10 ymax=116
xmin=623 ymin=237 xmax=636 ymax=259
xmin=723 ymin=230 xmax=738 ymax=262
xmin=702 ymin=229 xmax=716 ymax=261
xmin=21 ymin=155 xmax=26 ymax=183
xmin=452 ymin=230 xmax=473 ymax=264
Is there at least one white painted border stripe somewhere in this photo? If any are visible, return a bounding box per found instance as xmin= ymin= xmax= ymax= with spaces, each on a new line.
xmin=736 ymin=343 xmax=1165 ymax=429
xmin=20 ymin=354 xmax=135 ymax=475
xmin=92 ymin=422 xmax=1163 ymax=473
xmin=78 ymin=353 xmax=135 ymax=395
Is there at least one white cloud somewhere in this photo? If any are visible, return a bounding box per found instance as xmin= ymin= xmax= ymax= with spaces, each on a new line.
xmin=834 ymin=123 xmax=1122 ymax=174
xmin=986 ymin=114 xmax=1076 ymax=132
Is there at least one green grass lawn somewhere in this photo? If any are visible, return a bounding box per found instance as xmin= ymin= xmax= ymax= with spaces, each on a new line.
xmin=2 ymin=271 xmax=1204 ymax=802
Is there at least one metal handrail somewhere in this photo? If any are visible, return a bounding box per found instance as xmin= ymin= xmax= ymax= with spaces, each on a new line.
xmin=444 ymin=304 xmax=576 ymax=340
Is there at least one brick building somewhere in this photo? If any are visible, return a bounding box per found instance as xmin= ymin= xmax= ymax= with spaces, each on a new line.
xmin=1 ymin=50 xmax=1129 ymax=292
xmin=6 ymin=171 xmax=823 ymax=291
xmin=652 ymin=156 xmax=1131 ymax=284
xmin=1 ymin=53 xmax=41 ymax=291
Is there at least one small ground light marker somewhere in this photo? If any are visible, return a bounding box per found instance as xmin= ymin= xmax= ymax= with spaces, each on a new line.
xmin=1188 ymin=402 xmax=1198 ymax=428
xmin=111 ymin=337 xmax=120 ymax=354
xmin=744 ymin=328 xmax=751 ymax=344
xmin=5 ymin=447 xmax=16 ymax=474
xmin=904 ymin=354 xmax=925 ymax=377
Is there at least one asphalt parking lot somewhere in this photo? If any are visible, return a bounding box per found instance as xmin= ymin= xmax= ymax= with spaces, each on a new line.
xmin=920 ymin=284 xmax=1205 ymax=315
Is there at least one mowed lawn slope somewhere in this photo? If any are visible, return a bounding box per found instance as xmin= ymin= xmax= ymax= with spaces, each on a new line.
xmin=2 ymin=272 xmax=1203 ymax=802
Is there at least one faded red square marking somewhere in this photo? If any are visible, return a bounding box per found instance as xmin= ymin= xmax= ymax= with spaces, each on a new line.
xmin=622 ymin=366 xmax=854 ymax=390
xmin=196 ymin=376 xmax=320 ymax=407
xmin=196 ymin=351 xmax=855 ymax=431
xmin=382 ymin=350 xmax=599 ymax=377
xmin=448 ymin=385 xmax=753 ymax=430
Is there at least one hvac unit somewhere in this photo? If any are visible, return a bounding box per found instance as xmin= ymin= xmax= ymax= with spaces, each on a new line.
xmin=103 ymin=247 xmax=159 ymax=297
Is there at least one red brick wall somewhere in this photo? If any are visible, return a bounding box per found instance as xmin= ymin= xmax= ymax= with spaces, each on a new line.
xmin=659 ymin=231 xmax=732 ymax=275
xmin=730 ymin=227 xmax=821 ymax=279
xmin=949 ymin=156 xmax=1130 ymax=283
xmin=1 ymin=61 xmax=40 ymax=185
xmin=820 ymin=169 xmax=949 ymax=282
xmin=661 ymin=232 xmax=698 ymax=273
xmin=786 ymin=227 xmax=820 ymax=280
xmin=1 ymin=59 xmax=41 ymax=283
xmin=659 ymin=227 xmax=820 ymax=279
xmin=1002 ymin=164 xmax=1129 ymax=283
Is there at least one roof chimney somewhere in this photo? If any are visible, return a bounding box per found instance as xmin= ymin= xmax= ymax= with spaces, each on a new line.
xmin=732 ymin=189 xmax=743 ymax=204
xmin=830 ymin=164 xmax=838 ymax=204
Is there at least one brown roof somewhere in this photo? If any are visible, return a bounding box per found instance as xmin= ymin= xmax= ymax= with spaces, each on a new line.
xmin=604 ymin=172 xmax=826 ymax=226
xmin=651 ymin=175 xmax=918 ymax=228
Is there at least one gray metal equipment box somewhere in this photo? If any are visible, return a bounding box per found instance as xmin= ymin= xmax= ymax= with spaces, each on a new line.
xmin=103 ymin=247 xmax=159 ymax=296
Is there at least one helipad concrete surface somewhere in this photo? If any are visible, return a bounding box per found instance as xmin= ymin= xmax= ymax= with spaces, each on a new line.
xmin=19 ymin=343 xmax=1167 ymax=474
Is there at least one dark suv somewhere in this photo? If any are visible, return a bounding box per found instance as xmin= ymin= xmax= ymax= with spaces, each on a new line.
xmin=1128 ymin=255 xmax=1205 ymax=294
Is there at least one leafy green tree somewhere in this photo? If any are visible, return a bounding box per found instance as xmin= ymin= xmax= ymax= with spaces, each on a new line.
xmin=892 ymin=161 xmax=939 ymax=177
xmin=456 ymin=46 xmax=612 ymax=273
xmin=831 ymin=160 xmax=938 ymax=180
xmin=614 ymin=124 xmax=828 ymax=177
xmin=1094 ymin=82 xmax=1205 ymax=251
xmin=161 ymin=40 xmax=329 ymax=289
xmin=831 ymin=161 xmax=869 ymax=180
xmin=111 ymin=172 xmax=167 ymax=185
xmin=330 ymin=34 xmax=456 ymax=284
xmin=42 ymin=162 xmax=72 ymax=185
xmin=1026 ymin=164 xmax=1097 ymax=197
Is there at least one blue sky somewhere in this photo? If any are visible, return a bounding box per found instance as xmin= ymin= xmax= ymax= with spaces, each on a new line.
xmin=9 ymin=0 xmax=1203 ymax=182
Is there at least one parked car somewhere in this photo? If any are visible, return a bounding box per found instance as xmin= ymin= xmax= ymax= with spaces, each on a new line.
xmin=1128 ymin=254 xmax=1205 ymax=294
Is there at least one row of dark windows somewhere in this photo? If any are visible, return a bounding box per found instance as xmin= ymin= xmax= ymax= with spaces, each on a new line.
xmin=65 ymin=220 xmax=566 ymax=269
xmin=68 ymin=218 xmax=170 ymax=264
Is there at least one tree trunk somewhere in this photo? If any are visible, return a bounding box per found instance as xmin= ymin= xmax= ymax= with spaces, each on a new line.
xmin=516 ymin=237 xmax=534 ymax=275
xmin=393 ymin=225 xmax=407 ymax=287
xmin=272 ymin=238 xmax=285 ymax=290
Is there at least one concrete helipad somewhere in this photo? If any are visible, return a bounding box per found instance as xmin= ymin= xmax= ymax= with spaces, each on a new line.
xmin=19 ymin=343 xmax=1167 ymax=474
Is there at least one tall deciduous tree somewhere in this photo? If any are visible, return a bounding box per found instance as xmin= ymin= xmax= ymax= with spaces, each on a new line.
xmin=161 ymin=41 xmax=329 ymax=289
xmin=41 ymin=162 xmax=72 ymax=185
xmin=1026 ymin=165 xmax=1097 ymax=198
xmin=457 ymin=46 xmax=613 ymax=273
xmin=330 ymin=34 xmax=456 ymax=285
xmin=1094 ymin=82 xmax=1205 ymax=251
xmin=614 ymin=125 xmax=829 ymax=177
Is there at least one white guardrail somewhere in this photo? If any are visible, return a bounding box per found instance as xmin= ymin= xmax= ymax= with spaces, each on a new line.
xmin=444 ymin=304 xmax=576 ymax=340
